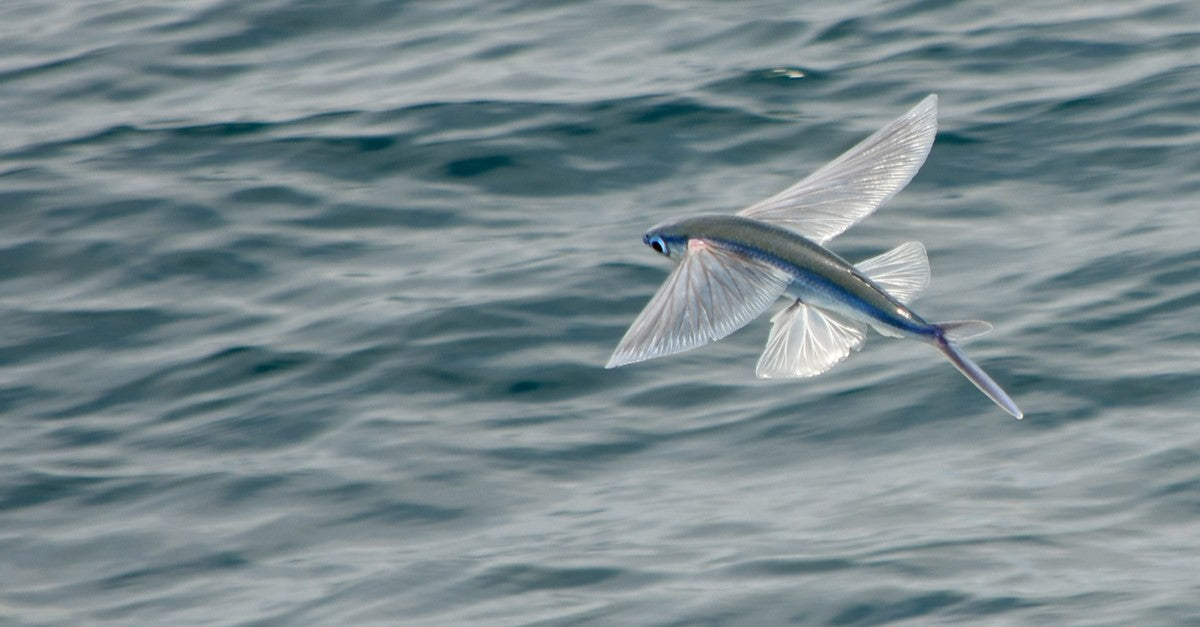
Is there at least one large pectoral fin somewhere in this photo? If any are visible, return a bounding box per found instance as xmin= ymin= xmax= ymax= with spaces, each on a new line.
xmin=737 ymin=95 xmax=938 ymax=244
xmin=755 ymin=300 xmax=867 ymax=378
xmin=607 ymin=240 xmax=790 ymax=369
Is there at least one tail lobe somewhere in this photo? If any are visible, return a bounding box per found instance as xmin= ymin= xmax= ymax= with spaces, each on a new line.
xmin=932 ymin=325 xmax=1023 ymax=419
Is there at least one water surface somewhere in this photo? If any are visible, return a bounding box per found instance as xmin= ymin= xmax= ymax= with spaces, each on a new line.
xmin=1 ymin=0 xmax=1199 ymax=624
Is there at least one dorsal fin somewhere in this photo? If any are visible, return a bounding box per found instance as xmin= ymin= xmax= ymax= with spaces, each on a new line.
xmin=855 ymin=241 xmax=930 ymax=305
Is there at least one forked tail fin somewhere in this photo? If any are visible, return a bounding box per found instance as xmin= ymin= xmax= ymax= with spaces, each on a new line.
xmin=932 ymin=326 xmax=1023 ymax=419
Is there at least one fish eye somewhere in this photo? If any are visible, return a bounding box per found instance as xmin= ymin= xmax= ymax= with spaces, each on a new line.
xmin=647 ymin=235 xmax=668 ymax=256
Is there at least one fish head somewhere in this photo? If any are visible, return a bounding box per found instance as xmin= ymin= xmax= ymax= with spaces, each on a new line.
xmin=642 ymin=220 xmax=690 ymax=261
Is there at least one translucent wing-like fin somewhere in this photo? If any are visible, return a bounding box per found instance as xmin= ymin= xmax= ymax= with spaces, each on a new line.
xmin=738 ymin=95 xmax=938 ymax=244
xmin=855 ymin=241 xmax=930 ymax=305
xmin=607 ymin=240 xmax=790 ymax=369
xmin=755 ymin=300 xmax=867 ymax=378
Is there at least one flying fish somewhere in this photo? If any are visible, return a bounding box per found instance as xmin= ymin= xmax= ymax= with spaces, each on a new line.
xmin=607 ymin=95 xmax=1023 ymax=419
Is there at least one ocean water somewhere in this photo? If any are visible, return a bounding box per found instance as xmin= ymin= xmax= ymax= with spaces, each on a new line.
xmin=2 ymin=0 xmax=1199 ymax=624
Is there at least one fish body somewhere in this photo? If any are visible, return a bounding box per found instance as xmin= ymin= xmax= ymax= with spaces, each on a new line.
xmin=607 ymin=95 xmax=1023 ymax=419
xmin=650 ymin=214 xmax=931 ymax=338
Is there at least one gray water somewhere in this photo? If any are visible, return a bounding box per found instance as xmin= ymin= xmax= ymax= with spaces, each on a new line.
xmin=2 ymin=0 xmax=1199 ymax=624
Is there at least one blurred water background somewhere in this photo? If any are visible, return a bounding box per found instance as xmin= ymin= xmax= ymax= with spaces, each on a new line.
xmin=2 ymin=0 xmax=1199 ymax=624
